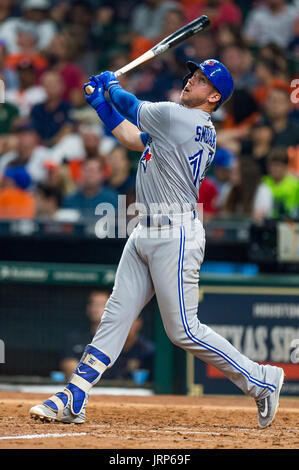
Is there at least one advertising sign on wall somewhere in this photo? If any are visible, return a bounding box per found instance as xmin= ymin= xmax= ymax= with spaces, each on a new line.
xmin=187 ymin=284 xmax=299 ymax=396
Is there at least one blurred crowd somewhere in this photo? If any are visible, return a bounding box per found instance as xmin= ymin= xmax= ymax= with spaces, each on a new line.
xmin=0 ymin=0 xmax=299 ymax=224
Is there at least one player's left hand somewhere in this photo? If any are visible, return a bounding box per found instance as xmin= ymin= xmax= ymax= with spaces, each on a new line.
xmin=83 ymin=76 xmax=105 ymax=109
xmin=94 ymin=71 xmax=120 ymax=91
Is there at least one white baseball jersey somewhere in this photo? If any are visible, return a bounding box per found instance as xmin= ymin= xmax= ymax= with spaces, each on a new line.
xmin=136 ymin=101 xmax=216 ymax=214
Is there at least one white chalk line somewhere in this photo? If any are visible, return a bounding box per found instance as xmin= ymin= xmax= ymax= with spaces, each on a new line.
xmin=0 ymin=432 xmax=86 ymax=441
xmin=1 ymin=423 xmax=297 ymax=443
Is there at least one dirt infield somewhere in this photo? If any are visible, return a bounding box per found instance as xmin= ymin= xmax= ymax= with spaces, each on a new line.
xmin=0 ymin=391 xmax=298 ymax=449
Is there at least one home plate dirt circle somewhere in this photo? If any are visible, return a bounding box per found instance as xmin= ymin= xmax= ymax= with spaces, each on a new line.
xmin=0 ymin=391 xmax=298 ymax=449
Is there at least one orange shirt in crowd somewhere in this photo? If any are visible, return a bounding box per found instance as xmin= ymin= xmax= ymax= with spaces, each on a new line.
xmin=5 ymin=53 xmax=48 ymax=77
xmin=253 ymin=79 xmax=292 ymax=106
xmin=0 ymin=187 xmax=35 ymax=219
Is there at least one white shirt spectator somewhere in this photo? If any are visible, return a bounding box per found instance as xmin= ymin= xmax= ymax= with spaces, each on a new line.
xmin=5 ymin=86 xmax=47 ymax=117
xmin=253 ymin=182 xmax=273 ymax=216
xmin=50 ymin=130 xmax=116 ymax=164
xmin=243 ymin=3 xmax=298 ymax=48
xmin=50 ymin=134 xmax=86 ymax=165
xmin=0 ymin=145 xmax=50 ymax=183
xmin=0 ymin=18 xmax=57 ymax=54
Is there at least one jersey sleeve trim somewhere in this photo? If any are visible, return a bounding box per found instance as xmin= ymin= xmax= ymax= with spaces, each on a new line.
xmin=137 ymin=101 xmax=146 ymax=131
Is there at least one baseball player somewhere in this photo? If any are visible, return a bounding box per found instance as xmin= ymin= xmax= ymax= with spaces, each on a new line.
xmin=30 ymin=59 xmax=284 ymax=428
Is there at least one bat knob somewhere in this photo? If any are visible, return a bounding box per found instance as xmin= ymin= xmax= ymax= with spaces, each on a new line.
xmin=85 ymin=85 xmax=95 ymax=95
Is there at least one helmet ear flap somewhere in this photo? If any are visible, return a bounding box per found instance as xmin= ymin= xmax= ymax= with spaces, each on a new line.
xmin=182 ymin=72 xmax=193 ymax=89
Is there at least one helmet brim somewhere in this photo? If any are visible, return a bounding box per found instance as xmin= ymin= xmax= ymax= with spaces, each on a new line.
xmin=186 ymin=60 xmax=219 ymax=92
xmin=186 ymin=61 xmax=201 ymax=75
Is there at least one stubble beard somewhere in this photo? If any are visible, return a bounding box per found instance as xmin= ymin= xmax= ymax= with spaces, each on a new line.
xmin=180 ymin=90 xmax=205 ymax=108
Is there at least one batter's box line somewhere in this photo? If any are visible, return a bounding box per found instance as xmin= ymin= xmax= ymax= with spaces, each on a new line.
xmin=0 ymin=432 xmax=87 ymax=441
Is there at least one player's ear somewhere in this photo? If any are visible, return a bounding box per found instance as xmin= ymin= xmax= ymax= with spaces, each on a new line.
xmin=209 ymin=90 xmax=221 ymax=105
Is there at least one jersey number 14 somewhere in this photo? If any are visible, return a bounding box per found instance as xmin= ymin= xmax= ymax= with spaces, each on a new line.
xmin=189 ymin=149 xmax=214 ymax=187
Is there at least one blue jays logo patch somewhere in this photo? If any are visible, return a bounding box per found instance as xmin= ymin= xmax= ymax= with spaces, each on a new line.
xmin=140 ymin=147 xmax=152 ymax=172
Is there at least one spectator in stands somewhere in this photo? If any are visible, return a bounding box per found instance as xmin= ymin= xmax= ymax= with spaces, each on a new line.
xmin=62 ymin=157 xmax=118 ymax=219
xmin=190 ymin=29 xmax=219 ymax=63
xmin=47 ymin=121 xmax=114 ymax=177
xmin=79 ymin=124 xmax=105 ymax=161
xmin=0 ymin=165 xmax=35 ymax=219
xmin=5 ymin=58 xmax=46 ymax=117
xmin=0 ymin=39 xmax=19 ymax=90
xmin=107 ymin=144 xmax=136 ymax=207
xmin=288 ymin=16 xmax=299 ymax=65
xmin=0 ymin=0 xmax=57 ymax=54
xmin=219 ymin=45 xmax=259 ymax=132
xmin=60 ymin=289 xmax=111 ymax=380
xmin=30 ymin=70 xmax=73 ymax=145
xmin=130 ymin=0 xmax=179 ymax=41
xmin=44 ymin=31 xmax=86 ymax=105
xmin=220 ymin=44 xmax=257 ymax=91
xmin=209 ymin=147 xmax=236 ymax=212
xmin=14 ymin=22 xmax=40 ymax=56
xmin=216 ymin=23 xmax=243 ymax=49
xmin=34 ymin=182 xmax=62 ymax=219
xmin=104 ymin=314 xmax=155 ymax=382
xmin=183 ymin=0 xmax=242 ymax=30
xmin=0 ymin=121 xmax=49 ymax=184
xmin=60 ymin=289 xmax=155 ymax=382
xmin=43 ymin=160 xmax=76 ymax=198
xmin=263 ymin=147 xmax=299 ymax=218
xmin=78 ymin=125 xmax=112 ymax=180
xmin=261 ymin=84 xmax=299 ymax=148
xmin=49 ymin=0 xmax=71 ymax=30
xmin=0 ymin=101 xmax=19 ymax=135
xmin=241 ymin=122 xmax=274 ymax=175
xmin=0 ymin=0 xmax=15 ymax=24
xmin=4 ymin=22 xmax=48 ymax=78
xmin=242 ymin=0 xmax=298 ymax=49
xmin=64 ymin=0 xmax=94 ymax=52
xmin=222 ymin=156 xmax=273 ymax=224
xmin=258 ymin=42 xmax=290 ymax=78
xmin=131 ymin=7 xmax=188 ymax=103
xmin=252 ymin=58 xmax=289 ymax=107
xmin=197 ymin=176 xmax=219 ymax=222
xmin=90 ymin=4 xmax=118 ymax=70
xmin=157 ymin=6 xmax=185 ymax=42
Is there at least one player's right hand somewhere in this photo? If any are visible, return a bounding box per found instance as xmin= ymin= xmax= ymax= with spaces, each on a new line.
xmin=83 ymin=76 xmax=106 ymax=109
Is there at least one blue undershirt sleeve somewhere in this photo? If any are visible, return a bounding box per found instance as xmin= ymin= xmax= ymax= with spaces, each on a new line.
xmin=109 ymin=85 xmax=144 ymax=126
xmin=140 ymin=132 xmax=149 ymax=146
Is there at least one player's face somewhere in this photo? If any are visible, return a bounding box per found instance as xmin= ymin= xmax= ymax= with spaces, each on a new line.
xmin=180 ymin=70 xmax=221 ymax=110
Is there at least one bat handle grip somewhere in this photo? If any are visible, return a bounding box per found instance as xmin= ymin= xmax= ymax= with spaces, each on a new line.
xmin=85 ymin=70 xmax=122 ymax=95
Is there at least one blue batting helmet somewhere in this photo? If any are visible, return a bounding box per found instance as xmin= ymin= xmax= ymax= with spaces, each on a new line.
xmin=183 ymin=59 xmax=234 ymax=109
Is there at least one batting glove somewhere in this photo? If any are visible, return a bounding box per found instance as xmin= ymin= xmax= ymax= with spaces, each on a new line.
xmin=83 ymin=75 xmax=105 ymax=109
xmin=95 ymin=71 xmax=120 ymax=91
xmin=83 ymin=76 xmax=124 ymax=132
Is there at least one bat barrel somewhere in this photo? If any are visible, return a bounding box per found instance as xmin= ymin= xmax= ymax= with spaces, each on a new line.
xmin=154 ymin=15 xmax=210 ymax=50
xmin=85 ymin=15 xmax=210 ymax=95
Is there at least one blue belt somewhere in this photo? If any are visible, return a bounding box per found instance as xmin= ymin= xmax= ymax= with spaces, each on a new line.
xmin=143 ymin=215 xmax=172 ymax=227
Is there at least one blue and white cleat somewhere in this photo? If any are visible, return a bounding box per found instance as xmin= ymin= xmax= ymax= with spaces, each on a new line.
xmin=29 ymin=388 xmax=87 ymax=424
xmin=255 ymin=367 xmax=285 ymax=428
xmin=29 ymin=343 xmax=110 ymax=424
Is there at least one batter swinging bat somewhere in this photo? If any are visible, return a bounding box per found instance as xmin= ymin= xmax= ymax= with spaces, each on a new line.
xmin=85 ymin=15 xmax=210 ymax=95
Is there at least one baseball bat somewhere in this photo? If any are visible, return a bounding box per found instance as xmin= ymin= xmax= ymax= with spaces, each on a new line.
xmin=85 ymin=15 xmax=210 ymax=95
